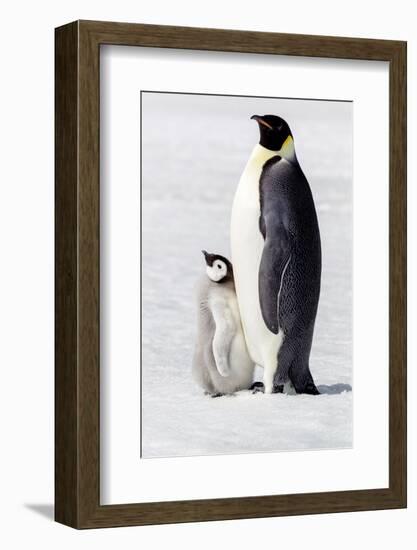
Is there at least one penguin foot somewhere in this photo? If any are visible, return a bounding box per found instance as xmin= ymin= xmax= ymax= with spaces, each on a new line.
xmin=210 ymin=392 xmax=225 ymax=398
xmin=288 ymin=372 xmax=321 ymax=395
xmin=303 ymin=384 xmax=320 ymax=395
xmin=250 ymin=381 xmax=265 ymax=394
xmin=295 ymin=383 xmax=320 ymax=395
xmin=280 ymin=381 xmax=297 ymax=395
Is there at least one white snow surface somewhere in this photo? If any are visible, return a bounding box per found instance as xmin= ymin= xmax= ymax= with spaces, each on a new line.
xmin=141 ymin=93 xmax=353 ymax=458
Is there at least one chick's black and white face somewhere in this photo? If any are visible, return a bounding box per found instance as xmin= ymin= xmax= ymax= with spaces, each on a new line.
xmin=206 ymin=259 xmax=228 ymax=282
xmin=202 ymin=251 xmax=232 ymax=283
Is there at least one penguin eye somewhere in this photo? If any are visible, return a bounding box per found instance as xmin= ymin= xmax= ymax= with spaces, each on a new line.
xmin=217 ymin=264 xmax=222 ymax=269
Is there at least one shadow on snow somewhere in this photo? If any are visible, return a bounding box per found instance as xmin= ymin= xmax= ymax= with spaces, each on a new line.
xmin=317 ymin=383 xmax=352 ymax=395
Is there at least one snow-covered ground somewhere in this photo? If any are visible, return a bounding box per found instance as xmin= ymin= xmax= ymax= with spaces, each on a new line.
xmin=141 ymin=93 xmax=353 ymax=458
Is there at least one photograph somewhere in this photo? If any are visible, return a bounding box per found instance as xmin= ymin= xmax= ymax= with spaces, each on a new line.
xmin=140 ymin=91 xmax=353 ymax=458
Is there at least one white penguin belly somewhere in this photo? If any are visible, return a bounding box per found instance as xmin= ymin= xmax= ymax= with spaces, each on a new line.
xmin=231 ymin=145 xmax=284 ymax=393
xmin=227 ymin=297 xmax=255 ymax=387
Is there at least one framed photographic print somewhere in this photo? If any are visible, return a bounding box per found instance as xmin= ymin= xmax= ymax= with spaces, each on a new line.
xmin=55 ymin=20 xmax=407 ymax=528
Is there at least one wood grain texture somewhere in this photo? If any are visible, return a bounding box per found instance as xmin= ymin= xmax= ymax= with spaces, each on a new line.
xmin=388 ymin=41 xmax=407 ymax=505
xmin=55 ymin=21 xmax=79 ymax=527
xmin=55 ymin=20 xmax=407 ymax=529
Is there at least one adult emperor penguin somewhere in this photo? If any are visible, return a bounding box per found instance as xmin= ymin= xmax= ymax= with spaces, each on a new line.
xmin=230 ymin=114 xmax=321 ymax=395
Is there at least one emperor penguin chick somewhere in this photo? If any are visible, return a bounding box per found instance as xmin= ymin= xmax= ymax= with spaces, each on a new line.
xmin=192 ymin=251 xmax=256 ymax=396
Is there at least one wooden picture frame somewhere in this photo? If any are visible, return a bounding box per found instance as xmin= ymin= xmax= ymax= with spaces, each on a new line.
xmin=55 ymin=20 xmax=407 ymax=529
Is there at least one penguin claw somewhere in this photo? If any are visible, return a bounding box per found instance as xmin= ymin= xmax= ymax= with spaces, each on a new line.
xmin=250 ymin=381 xmax=265 ymax=394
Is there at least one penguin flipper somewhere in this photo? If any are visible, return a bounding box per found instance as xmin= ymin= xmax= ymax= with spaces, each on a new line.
xmin=210 ymin=299 xmax=234 ymax=377
xmin=258 ymin=226 xmax=291 ymax=334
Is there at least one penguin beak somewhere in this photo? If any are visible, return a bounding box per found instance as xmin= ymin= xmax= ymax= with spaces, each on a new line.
xmin=251 ymin=115 xmax=273 ymax=130
xmin=201 ymin=250 xmax=213 ymax=266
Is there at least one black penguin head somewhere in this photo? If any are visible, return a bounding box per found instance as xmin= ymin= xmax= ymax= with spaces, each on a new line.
xmin=202 ymin=250 xmax=233 ymax=283
xmin=251 ymin=114 xmax=294 ymax=154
